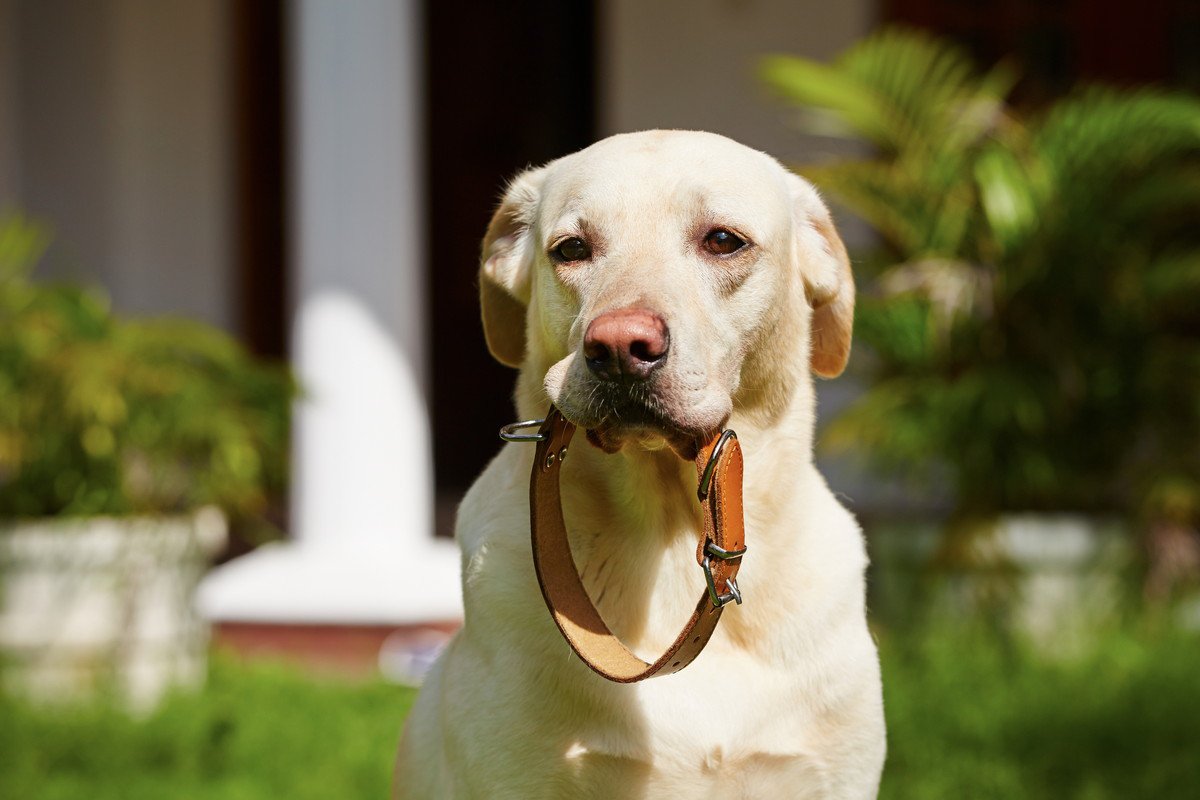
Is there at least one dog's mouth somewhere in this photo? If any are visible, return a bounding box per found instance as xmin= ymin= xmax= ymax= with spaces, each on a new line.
xmin=563 ymin=384 xmax=721 ymax=461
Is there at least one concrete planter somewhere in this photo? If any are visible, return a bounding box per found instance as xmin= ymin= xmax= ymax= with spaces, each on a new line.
xmin=0 ymin=508 xmax=227 ymax=710
xmin=869 ymin=514 xmax=1135 ymax=650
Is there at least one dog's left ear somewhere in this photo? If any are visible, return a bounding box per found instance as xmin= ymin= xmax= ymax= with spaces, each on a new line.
xmin=787 ymin=173 xmax=855 ymax=378
xmin=479 ymin=166 xmax=547 ymax=368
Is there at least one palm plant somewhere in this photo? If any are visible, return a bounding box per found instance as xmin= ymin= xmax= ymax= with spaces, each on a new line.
xmin=762 ymin=30 xmax=1200 ymax=551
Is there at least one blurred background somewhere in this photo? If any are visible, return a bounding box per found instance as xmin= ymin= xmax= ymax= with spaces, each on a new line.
xmin=1 ymin=0 xmax=1198 ymax=797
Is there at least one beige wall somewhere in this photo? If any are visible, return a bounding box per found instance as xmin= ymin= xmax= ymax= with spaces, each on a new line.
xmin=601 ymin=0 xmax=874 ymax=177
xmin=0 ymin=0 xmax=235 ymax=331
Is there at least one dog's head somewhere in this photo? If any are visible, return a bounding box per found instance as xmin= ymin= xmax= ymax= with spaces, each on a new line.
xmin=480 ymin=131 xmax=853 ymax=457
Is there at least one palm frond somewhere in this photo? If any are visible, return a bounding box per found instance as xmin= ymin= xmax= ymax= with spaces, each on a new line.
xmin=1143 ymin=251 xmax=1200 ymax=299
xmin=800 ymin=160 xmax=930 ymax=254
xmin=1034 ymin=88 xmax=1200 ymax=187
xmin=973 ymin=145 xmax=1047 ymax=255
xmin=763 ymin=27 xmax=1016 ymax=156
xmin=1110 ymin=167 xmax=1200 ymax=233
xmin=761 ymin=54 xmax=898 ymax=147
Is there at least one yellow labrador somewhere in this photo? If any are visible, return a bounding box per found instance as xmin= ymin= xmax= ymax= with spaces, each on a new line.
xmin=395 ymin=131 xmax=885 ymax=799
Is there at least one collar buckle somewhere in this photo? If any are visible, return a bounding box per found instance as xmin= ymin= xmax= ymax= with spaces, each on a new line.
xmin=701 ymin=540 xmax=746 ymax=607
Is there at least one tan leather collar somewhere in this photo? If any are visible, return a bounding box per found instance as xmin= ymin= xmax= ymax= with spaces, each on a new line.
xmin=520 ymin=406 xmax=746 ymax=683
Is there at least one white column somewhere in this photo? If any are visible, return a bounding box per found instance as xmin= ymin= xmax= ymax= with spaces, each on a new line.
xmin=198 ymin=0 xmax=461 ymax=626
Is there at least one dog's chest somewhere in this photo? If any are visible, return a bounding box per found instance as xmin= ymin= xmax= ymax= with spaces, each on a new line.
xmin=557 ymin=745 xmax=830 ymax=800
xmin=558 ymin=724 xmax=831 ymax=800
xmin=549 ymin=654 xmax=837 ymax=796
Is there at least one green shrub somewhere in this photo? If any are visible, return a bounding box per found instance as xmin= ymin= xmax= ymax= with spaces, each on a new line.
xmin=0 ymin=215 xmax=295 ymax=519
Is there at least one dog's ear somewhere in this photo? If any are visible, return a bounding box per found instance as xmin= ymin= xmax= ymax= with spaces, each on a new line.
xmin=479 ymin=166 xmax=547 ymax=368
xmin=787 ymin=173 xmax=855 ymax=378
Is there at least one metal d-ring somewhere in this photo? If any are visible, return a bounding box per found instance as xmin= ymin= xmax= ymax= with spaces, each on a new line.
xmin=701 ymin=539 xmax=746 ymax=607
xmin=702 ymin=554 xmax=744 ymax=607
xmin=499 ymin=418 xmax=548 ymax=443
xmin=697 ymin=429 xmax=737 ymax=501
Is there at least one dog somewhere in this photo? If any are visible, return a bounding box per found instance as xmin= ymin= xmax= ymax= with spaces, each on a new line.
xmin=394 ymin=130 xmax=885 ymax=799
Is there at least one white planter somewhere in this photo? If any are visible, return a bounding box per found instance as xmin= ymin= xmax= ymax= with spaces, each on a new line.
xmin=869 ymin=514 xmax=1134 ymax=651
xmin=0 ymin=507 xmax=227 ymax=711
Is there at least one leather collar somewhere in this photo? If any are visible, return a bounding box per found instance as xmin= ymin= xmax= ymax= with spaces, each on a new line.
xmin=522 ymin=406 xmax=746 ymax=683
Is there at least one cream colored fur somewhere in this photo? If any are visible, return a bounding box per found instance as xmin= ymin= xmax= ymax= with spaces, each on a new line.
xmin=394 ymin=131 xmax=885 ymax=799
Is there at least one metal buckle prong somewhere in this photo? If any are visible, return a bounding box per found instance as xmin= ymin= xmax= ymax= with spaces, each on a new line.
xmin=705 ymin=541 xmax=747 ymax=560
xmin=701 ymin=541 xmax=746 ymax=607
xmin=697 ymin=429 xmax=737 ymax=501
xmin=499 ymin=419 xmax=548 ymax=443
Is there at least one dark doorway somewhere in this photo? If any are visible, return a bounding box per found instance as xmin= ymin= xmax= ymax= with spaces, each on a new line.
xmin=424 ymin=1 xmax=597 ymax=532
xmin=882 ymin=0 xmax=1200 ymax=103
xmin=231 ymin=0 xmax=288 ymax=359
xmin=227 ymin=0 xmax=289 ymax=561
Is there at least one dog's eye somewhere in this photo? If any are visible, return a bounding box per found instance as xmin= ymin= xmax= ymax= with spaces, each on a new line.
xmin=703 ymin=229 xmax=746 ymax=256
xmin=552 ymin=237 xmax=591 ymax=263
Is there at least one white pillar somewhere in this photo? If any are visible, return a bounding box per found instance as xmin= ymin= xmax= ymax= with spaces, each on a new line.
xmin=198 ymin=0 xmax=461 ymax=626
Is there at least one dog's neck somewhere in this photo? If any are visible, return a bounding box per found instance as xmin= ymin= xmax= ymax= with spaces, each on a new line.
xmin=512 ymin=362 xmax=823 ymax=658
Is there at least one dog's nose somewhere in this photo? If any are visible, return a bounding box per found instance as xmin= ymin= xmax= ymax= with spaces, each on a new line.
xmin=583 ymin=308 xmax=669 ymax=381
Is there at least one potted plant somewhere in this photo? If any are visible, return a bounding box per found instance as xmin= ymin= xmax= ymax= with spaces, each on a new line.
xmin=0 ymin=215 xmax=294 ymax=708
xmin=761 ymin=29 xmax=1200 ymax=640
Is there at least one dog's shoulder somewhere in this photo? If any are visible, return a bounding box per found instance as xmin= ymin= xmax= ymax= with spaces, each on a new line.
xmin=456 ymin=446 xmax=529 ymax=553
xmin=454 ymin=446 xmax=550 ymax=625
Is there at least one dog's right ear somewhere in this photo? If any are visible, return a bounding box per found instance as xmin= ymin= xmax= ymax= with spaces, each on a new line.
xmin=479 ymin=166 xmax=547 ymax=368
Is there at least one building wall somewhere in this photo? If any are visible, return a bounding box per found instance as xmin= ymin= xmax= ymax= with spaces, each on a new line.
xmin=0 ymin=0 xmax=235 ymax=332
xmin=601 ymin=0 xmax=874 ymax=199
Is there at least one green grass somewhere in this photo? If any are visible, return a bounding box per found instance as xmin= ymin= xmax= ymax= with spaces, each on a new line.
xmin=880 ymin=625 xmax=1200 ymax=799
xmin=0 ymin=659 xmax=416 ymax=800
xmin=2 ymin=627 xmax=1198 ymax=798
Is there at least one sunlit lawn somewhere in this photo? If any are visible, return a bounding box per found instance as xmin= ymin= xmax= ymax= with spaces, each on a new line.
xmin=0 ymin=659 xmax=416 ymax=800
xmin=3 ymin=625 xmax=1199 ymax=799
xmin=878 ymin=624 xmax=1200 ymax=799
